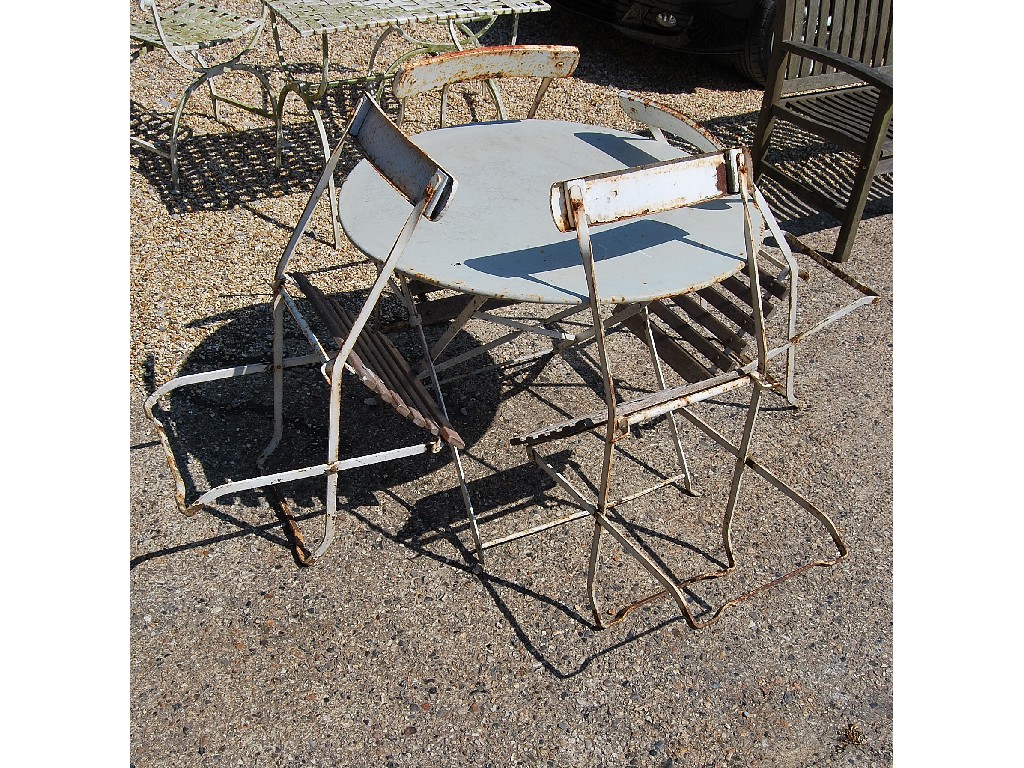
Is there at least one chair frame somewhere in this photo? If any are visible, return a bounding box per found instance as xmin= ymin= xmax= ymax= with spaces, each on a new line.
xmin=130 ymin=0 xmax=277 ymax=191
xmin=145 ymin=95 xmax=486 ymax=566
xmin=519 ymin=148 xmax=851 ymax=630
xmin=619 ymin=91 xmax=880 ymax=405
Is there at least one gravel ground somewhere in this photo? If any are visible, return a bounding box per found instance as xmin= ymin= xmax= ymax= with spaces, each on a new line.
xmin=130 ymin=2 xmax=893 ymax=766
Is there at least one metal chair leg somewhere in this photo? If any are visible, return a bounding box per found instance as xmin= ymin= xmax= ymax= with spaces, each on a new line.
xmin=399 ymin=275 xmax=487 ymax=565
xmin=638 ymin=305 xmax=696 ymax=495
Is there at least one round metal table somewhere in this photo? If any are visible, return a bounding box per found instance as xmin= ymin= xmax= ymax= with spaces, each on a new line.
xmin=339 ymin=119 xmax=760 ymax=305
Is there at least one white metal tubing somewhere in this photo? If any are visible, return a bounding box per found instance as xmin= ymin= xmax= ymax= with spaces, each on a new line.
xmin=618 ymin=92 xmax=724 ymax=153
xmin=310 ymin=107 xmax=342 ymax=248
xmin=144 ymin=349 xmax=323 ymax=517
xmin=588 ymin=512 xmax=692 ymax=629
xmin=753 ymin=186 xmax=801 ymax=403
xmin=334 ymin=197 xmax=429 ymax=374
xmin=586 ymin=517 xmax=604 ymax=626
xmin=550 ymin=302 xmax=645 ymax=354
xmin=638 ymin=305 xmax=694 ymax=494
xmin=569 ymin=182 xmax=618 ymax=520
xmin=275 ymin=98 xmax=378 ymax=278
xmin=145 ymin=351 xmax=323 ymax=414
xmin=719 ymin=382 xmax=764 ymax=571
xmin=321 ymin=368 xmax=345 ymax=561
xmin=739 ymin=163 xmax=769 ymax=375
xmin=428 ymin=294 xmax=488 ymax=362
xmin=671 ymin=394 xmax=836 ymax=534
xmin=471 ymin=310 xmax=575 ymax=340
xmin=608 ymin=472 xmax=692 ymax=509
xmin=192 ymin=443 xmax=433 ymax=510
xmin=526 ymin=446 xmax=596 ymax=514
xmin=428 ymin=327 xmax=525 ymax=375
xmin=434 ymin=347 xmax=554 ymax=386
xmin=479 ymin=509 xmax=592 ymax=550
xmin=279 ymin=281 xmax=330 ymax=362
xmin=398 ymin=275 xmax=486 ymax=562
xmin=258 ymin=295 xmax=287 ymax=472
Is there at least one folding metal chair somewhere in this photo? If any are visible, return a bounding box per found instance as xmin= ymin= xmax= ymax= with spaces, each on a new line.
xmin=391 ymin=44 xmax=580 ymax=128
xmin=512 ymin=147 xmax=852 ymax=630
xmin=145 ymin=95 xmax=485 ymax=566
xmin=618 ymin=91 xmax=724 ymax=155
xmin=130 ymin=0 xmax=277 ymax=191
xmin=387 ymin=45 xmax=591 ymax=392
xmin=617 ymin=91 xmax=880 ymax=409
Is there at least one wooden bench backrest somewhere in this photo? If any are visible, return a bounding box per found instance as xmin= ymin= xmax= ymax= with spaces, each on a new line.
xmin=780 ymin=0 xmax=893 ymax=94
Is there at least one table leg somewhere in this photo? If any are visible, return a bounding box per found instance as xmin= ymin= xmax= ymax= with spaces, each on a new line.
xmin=397 ymin=276 xmax=487 ymax=564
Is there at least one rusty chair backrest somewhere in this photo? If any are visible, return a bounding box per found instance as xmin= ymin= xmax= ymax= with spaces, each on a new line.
xmin=392 ymin=44 xmax=580 ymax=128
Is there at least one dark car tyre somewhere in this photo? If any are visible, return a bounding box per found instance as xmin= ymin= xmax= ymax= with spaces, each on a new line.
xmin=733 ymin=0 xmax=775 ymax=85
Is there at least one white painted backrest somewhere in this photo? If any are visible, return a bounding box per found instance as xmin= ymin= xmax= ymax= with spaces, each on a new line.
xmin=348 ymin=95 xmax=457 ymax=221
xmin=550 ymin=148 xmax=748 ymax=233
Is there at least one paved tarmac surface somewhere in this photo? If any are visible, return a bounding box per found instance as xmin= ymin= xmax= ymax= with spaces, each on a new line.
xmin=130 ymin=3 xmax=893 ymax=765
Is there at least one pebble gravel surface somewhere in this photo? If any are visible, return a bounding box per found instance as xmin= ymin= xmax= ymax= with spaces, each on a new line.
xmin=130 ymin=2 xmax=893 ymax=766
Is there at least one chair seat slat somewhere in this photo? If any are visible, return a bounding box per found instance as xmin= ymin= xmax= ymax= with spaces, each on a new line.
xmin=293 ymin=272 xmax=465 ymax=448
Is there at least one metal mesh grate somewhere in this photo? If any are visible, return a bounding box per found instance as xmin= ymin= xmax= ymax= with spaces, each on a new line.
xmin=266 ymin=0 xmax=551 ymax=36
xmin=130 ymin=2 xmax=264 ymax=50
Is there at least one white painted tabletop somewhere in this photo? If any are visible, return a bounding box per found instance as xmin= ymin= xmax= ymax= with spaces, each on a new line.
xmin=338 ymin=119 xmax=759 ymax=305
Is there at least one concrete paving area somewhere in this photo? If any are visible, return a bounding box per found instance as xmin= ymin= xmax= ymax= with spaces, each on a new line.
xmin=130 ymin=4 xmax=892 ymax=766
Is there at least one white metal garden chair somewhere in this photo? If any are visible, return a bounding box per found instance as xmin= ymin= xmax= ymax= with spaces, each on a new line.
xmin=130 ymin=0 xmax=277 ymax=191
xmin=512 ymin=146 xmax=851 ymax=630
xmin=391 ymin=43 xmax=580 ymax=128
xmin=145 ymin=94 xmax=484 ymax=565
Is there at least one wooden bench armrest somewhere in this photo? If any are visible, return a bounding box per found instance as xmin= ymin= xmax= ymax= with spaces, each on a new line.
xmin=780 ymin=41 xmax=893 ymax=93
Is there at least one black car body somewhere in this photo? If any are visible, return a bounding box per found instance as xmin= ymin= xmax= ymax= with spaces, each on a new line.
xmin=550 ymin=0 xmax=775 ymax=83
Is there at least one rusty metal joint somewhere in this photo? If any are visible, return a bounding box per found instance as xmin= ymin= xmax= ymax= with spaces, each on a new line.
xmin=612 ymin=417 xmax=631 ymax=442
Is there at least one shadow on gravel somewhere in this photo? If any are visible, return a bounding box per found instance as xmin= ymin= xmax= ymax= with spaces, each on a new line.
xmin=347 ymin=468 xmax=729 ymax=679
xmin=130 ymin=85 xmax=401 ymax=219
xmin=135 ymin=290 xmax=738 ymax=676
xmin=701 ymin=114 xmax=893 ymax=246
xmin=137 ymin=292 xmax=504 ymax=560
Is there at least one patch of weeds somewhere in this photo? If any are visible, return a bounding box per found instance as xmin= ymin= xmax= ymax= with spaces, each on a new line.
xmin=835 ymin=722 xmax=864 ymax=754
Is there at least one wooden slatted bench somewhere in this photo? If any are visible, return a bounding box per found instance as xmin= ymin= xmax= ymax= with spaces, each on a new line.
xmin=753 ymin=0 xmax=893 ymax=263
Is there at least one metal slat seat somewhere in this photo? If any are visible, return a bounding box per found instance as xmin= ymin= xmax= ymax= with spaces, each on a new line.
xmin=291 ymin=272 xmax=465 ymax=448
xmin=144 ymin=96 xmax=484 ymax=567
